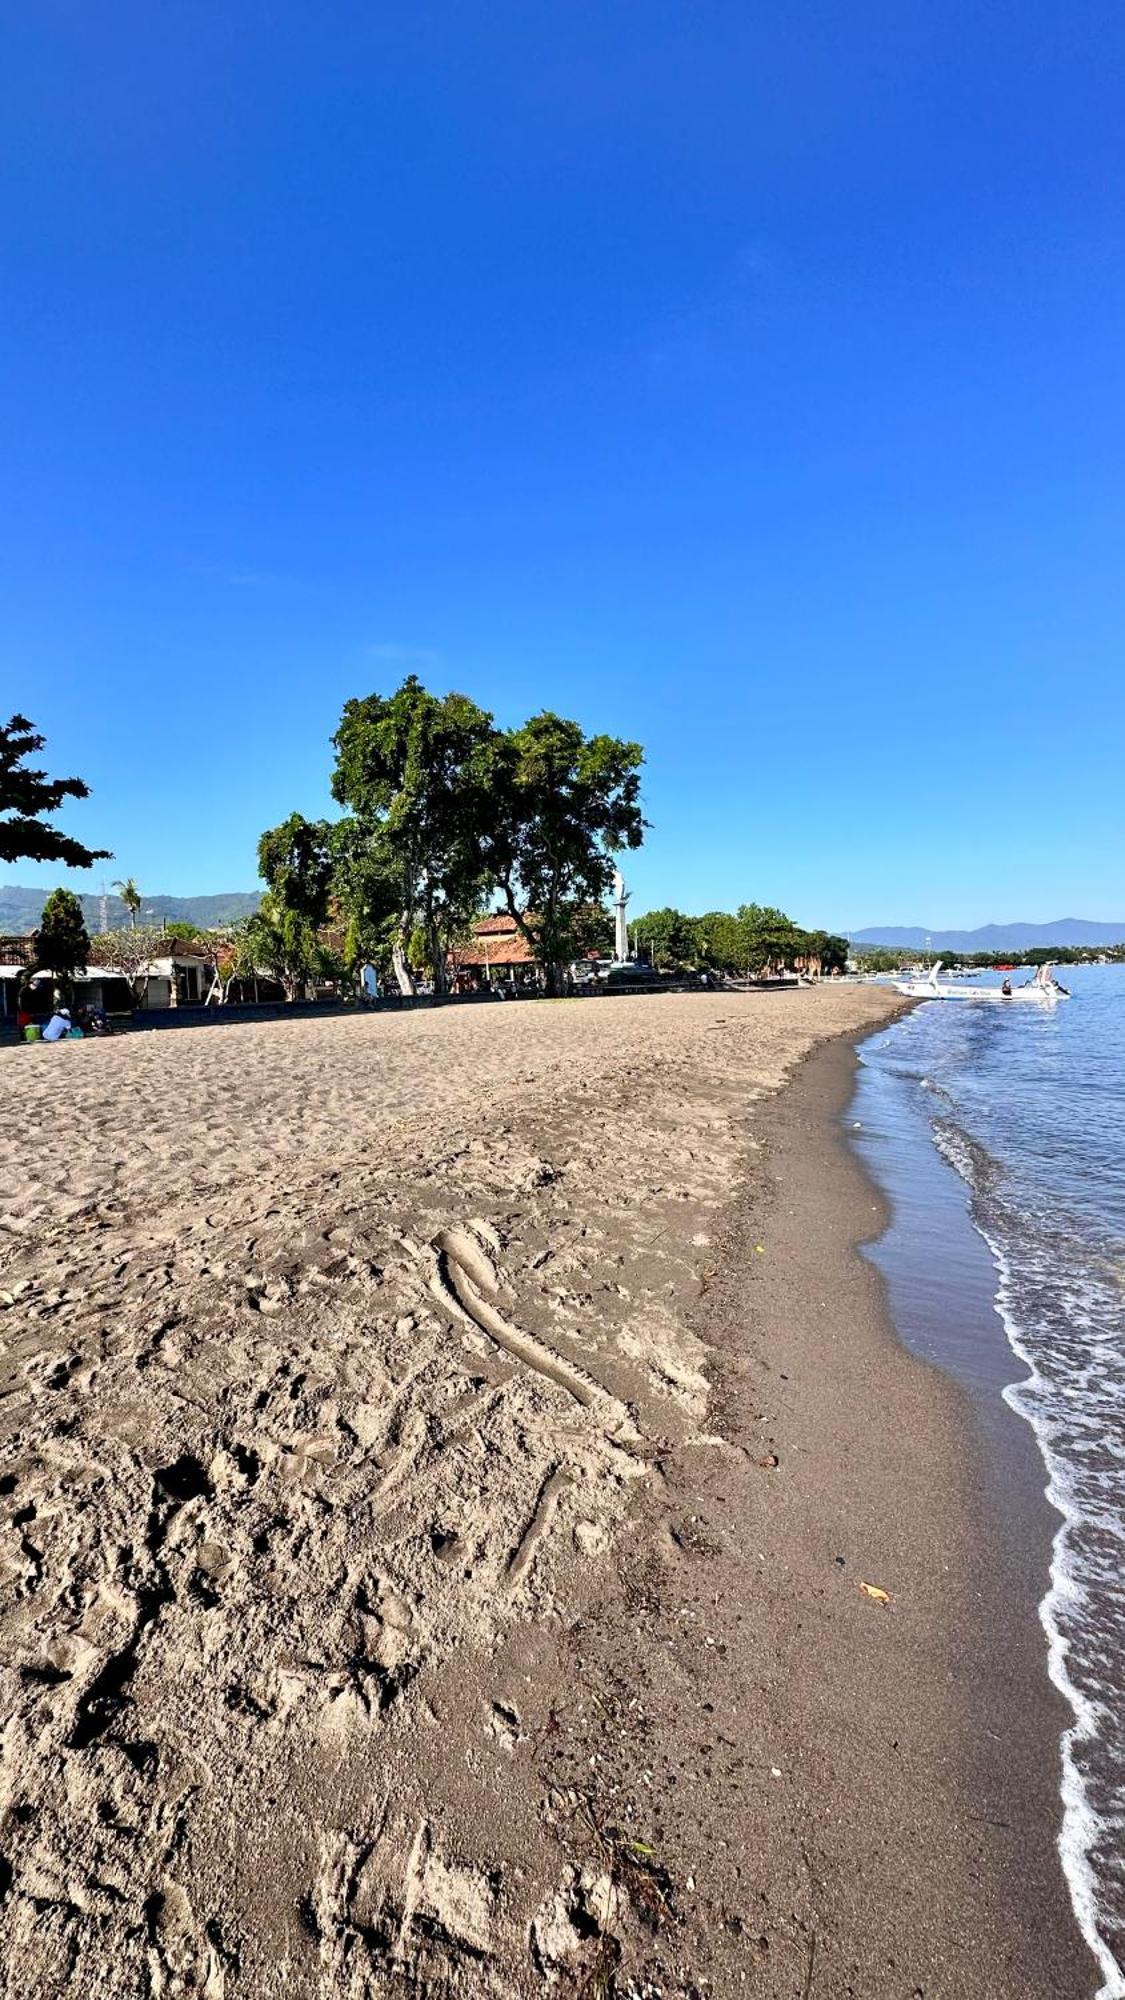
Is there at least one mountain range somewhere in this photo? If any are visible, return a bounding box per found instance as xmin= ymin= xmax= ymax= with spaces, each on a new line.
xmin=0 ymin=885 xmax=261 ymax=935
xmin=4 ymin=886 xmax=1122 ymax=954
xmin=849 ymin=919 xmax=1125 ymax=951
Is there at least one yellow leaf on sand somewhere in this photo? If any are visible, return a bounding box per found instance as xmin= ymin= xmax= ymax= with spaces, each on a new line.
xmin=859 ymin=1581 xmax=891 ymax=1605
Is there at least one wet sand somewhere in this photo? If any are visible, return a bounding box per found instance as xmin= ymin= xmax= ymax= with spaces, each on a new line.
xmin=543 ymin=1033 xmax=1094 ymax=1996
xmin=0 ymin=988 xmax=1091 ymax=1995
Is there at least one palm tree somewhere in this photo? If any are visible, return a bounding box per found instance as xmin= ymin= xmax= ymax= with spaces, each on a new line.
xmin=113 ymin=876 xmax=142 ymax=929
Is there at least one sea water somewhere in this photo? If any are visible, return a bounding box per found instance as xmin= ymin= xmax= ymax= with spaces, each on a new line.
xmin=851 ymin=966 xmax=1125 ymax=2000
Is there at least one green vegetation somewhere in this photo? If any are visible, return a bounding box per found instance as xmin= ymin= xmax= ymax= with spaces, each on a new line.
xmin=32 ymin=888 xmax=91 ymax=1000
xmin=238 ymin=893 xmax=334 ymax=1004
xmin=0 ymin=714 xmax=111 ymax=870
xmin=633 ymin=904 xmax=848 ymax=978
xmin=482 ymin=711 xmax=644 ymax=991
xmin=256 ymin=673 xmax=645 ymax=999
xmin=236 ymin=677 xmax=845 ymax=997
xmin=256 ymin=815 xmax=335 ymax=931
xmin=852 ymin=943 xmax=1125 ymax=972
xmin=331 ymin=678 xmax=497 ymax=996
xmin=112 ymin=876 xmax=142 ymax=928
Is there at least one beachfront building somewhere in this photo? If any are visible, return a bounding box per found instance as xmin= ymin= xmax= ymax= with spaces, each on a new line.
xmin=1 ymin=937 xmax=219 ymax=1021
xmin=449 ymin=913 xmax=542 ymax=991
xmin=87 ymin=937 xmax=217 ymax=1009
xmin=0 ymin=935 xmax=135 ymax=1023
xmin=0 ymin=936 xmax=38 ymax=1023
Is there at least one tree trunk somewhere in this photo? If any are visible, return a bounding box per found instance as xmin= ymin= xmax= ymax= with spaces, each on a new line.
xmin=501 ymin=880 xmax=549 ymax=989
xmin=391 ymin=937 xmax=416 ymax=997
xmin=428 ymin=918 xmax=448 ymax=998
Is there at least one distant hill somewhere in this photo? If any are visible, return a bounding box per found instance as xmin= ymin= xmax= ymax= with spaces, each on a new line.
xmin=0 ymin=884 xmax=261 ymax=936
xmin=850 ymin=919 xmax=1125 ymax=951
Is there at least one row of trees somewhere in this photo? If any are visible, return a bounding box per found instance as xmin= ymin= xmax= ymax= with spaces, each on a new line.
xmin=252 ymin=677 xmax=646 ymax=998
xmin=631 ymin=905 xmax=849 ymax=977
xmin=4 ymin=702 xmax=849 ymax=1005
xmin=1 ymin=696 xmax=646 ymax=1003
xmin=854 ymin=943 xmax=1125 ymax=972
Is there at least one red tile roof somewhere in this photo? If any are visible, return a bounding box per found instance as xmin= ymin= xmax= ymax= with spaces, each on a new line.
xmin=452 ymin=912 xmax=538 ymax=967
xmin=453 ymin=936 xmax=537 ymax=967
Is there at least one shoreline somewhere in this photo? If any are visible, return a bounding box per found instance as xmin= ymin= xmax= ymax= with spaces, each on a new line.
xmin=854 ymin=989 xmax=1125 ymax=1998
xmin=538 ymin=1026 xmax=1094 ymax=1995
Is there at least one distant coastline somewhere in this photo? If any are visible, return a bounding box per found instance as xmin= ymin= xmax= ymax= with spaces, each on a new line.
xmin=851 ymin=917 xmax=1125 ymax=951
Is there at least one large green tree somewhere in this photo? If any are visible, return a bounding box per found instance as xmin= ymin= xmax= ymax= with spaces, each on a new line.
xmin=331 ymin=677 xmax=495 ymax=996
xmin=257 ymin=814 xmax=336 ymax=929
xmin=633 ymin=906 xmax=695 ymax=970
xmin=328 ymin=816 xmax=403 ymax=978
xmin=484 ymin=713 xmax=645 ymax=993
xmin=691 ymin=910 xmax=745 ymax=973
xmin=804 ymin=928 xmax=850 ymax=974
xmin=735 ymin=904 xmax=803 ymax=975
xmin=1 ymin=715 xmax=111 ymax=869
xmin=240 ymin=892 xmax=327 ymax=1004
xmin=33 ymin=888 xmax=91 ymax=1000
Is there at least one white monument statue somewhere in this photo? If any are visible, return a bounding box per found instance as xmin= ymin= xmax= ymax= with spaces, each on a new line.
xmin=612 ymin=867 xmax=630 ymax=965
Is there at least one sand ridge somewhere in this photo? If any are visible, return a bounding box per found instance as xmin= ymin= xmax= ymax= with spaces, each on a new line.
xmin=0 ymin=986 xmax=899 ymax=1996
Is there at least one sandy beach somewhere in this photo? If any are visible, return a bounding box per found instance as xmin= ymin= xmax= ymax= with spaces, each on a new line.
xmin=0 ymin=988 xmax=1089 ymax=1996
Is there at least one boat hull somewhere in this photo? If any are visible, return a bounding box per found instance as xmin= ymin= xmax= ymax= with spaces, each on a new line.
xmin=893 ymin=982 xmax=1066 ymax=1005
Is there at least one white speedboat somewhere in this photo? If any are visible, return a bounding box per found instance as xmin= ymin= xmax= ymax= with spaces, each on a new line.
xmin=894 ymin=962 xmax=1070 ymax=1006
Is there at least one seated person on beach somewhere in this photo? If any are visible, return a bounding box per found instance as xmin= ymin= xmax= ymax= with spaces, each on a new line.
xmin=41 ymin=1008 xmax=73 ymax=1041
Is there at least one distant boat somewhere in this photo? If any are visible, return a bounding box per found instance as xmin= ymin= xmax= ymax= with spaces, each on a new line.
xmin=894 ymin=962 xmax=1070 ymax=1006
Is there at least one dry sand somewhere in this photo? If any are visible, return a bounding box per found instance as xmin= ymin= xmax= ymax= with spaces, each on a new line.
xmin=0 ymin=988 xmax=1087 ymax=1996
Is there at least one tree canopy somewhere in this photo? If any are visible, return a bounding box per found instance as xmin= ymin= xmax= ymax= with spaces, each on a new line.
xmin=250 ymin=671 xmax=852 ymax=1002
xmin=1 ymin=715 xmax=111 ymax=869
xmin=632 ymin=906 xmax=696 ymax=969
xmin=257 ymin=814 xmax=336 ymax=930
xmin=239 ymin=892 xmax=329 ymax=1003
xmin=630 ymin=903 xmax=849 ymax=977
xmin=331 ymin=678 xmax=496 ymax=994
xmin=483 ymin=712 xmax=645 ymax=990
xmin=33 ymin=888 xmax=91 ymax=996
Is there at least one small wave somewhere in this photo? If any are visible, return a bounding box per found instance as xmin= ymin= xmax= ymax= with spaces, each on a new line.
xmin=931 ymin=1117 xmax=1003 ymax=1199
xmin=864 ymin=997 xmax=1125 ymax=1995
xmin=979 ymin=1223 xmax=1125 ymax=1996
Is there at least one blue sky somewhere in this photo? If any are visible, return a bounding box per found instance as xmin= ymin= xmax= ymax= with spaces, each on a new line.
xmin=2 ymin=1 xmax=1123 ymax=930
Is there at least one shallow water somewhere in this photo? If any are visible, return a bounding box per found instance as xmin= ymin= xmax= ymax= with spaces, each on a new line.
xmin=850 ymin=966 xmax=1125 ymax=2000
